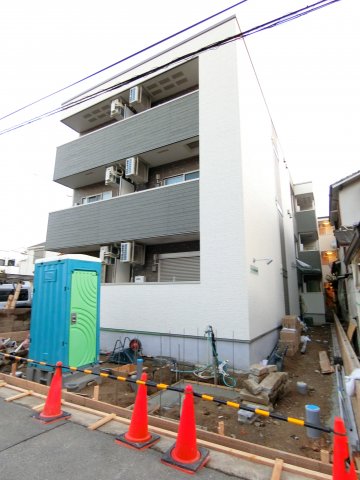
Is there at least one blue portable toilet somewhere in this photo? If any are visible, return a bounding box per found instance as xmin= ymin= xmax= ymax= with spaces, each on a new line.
xmin=28 ymin=254 xmax=102 ymax=382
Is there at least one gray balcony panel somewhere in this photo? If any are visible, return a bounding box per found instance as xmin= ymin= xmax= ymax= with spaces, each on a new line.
xmin=298 ymin=251 xmax=322 ymax=271
xmin=46 ymin=181 xmax=199 ymax=251
xmin=54 ymin=92 xmax=199 ymax=182
xmin=295 ymin=210 xmax=318 ymax=236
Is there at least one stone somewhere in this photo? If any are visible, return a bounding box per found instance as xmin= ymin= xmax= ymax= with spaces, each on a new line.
xmin=248 ymin=373 xmax=268 ymax=384
xmin=249 ymin=364 xmax=269 ymax=376
xmin=260 ymin=372 xmax=288 ymax=394
xmin=238 ymin=389 xmax=270 ymax=406
xmin=244 ymin=378 xmax=263 ymax=395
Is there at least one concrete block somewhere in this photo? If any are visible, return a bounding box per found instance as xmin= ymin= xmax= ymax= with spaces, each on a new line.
xmin=237 ymin=409 xmax=257 ymax=424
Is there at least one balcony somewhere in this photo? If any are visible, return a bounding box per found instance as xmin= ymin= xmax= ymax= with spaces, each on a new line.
xmin=46 ymin=180 xmax=199 ymax=252
xmin=295 ymin=210 xmax=318 ymax=236
xmin=54 ymin=91 xmax=199 ymax=189
xmin=298 ymin=250 xmax=322 ymax=272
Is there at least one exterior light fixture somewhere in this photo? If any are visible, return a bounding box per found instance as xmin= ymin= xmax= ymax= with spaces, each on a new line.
xmin=253 ymin=258 xmax=273 ymax=265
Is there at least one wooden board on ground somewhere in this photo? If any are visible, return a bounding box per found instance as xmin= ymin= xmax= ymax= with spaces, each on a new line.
xmin=271 ymin=458 xmax=284 ymax=480
xmin=319 ymin=351 xmax=334 ymax=374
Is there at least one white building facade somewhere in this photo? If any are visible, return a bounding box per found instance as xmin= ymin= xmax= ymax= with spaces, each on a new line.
xmin=45 ymin=17 xmax=301 ymax=369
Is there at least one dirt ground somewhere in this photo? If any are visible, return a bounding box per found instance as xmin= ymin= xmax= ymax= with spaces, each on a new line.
xmin=75 ymin=324 xmax=335 ymax=460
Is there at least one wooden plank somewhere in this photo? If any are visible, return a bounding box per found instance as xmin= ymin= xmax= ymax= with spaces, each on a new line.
xmin=5 ymin=390 xmax=33 ymax=402
xmin=32 ymin=402 xmax=46 ymax=412
xmin=319 ymin=351 xmax=334 ymax=374
xmin=88 ymin=413 xmax=117 ymax=431
xmin=320 ymin=449 xmax=330 ymax=464
xmin=9 ymin=283 xmax=22 ymax=309
xmin=271 ymin=458 xmax=284 ymax=480
xmin=0 ymin=372 xmax=333 ymax=477
xmin=347 ymin=319 xmax=357 ymax=342
xmin=10 ymin=361 xmax=18 ymax=376
xmin=92 ymin=384 xmax=100 ymax=401
xmin=217 ymin=420 xmax=225 ymax=436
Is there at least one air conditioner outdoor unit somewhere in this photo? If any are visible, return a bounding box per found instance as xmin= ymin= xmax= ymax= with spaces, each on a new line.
xmin=100 ymin=245 xmax=119 ymax=265
xmin=129 ymin=86 xmax=151 ymax=112
xmin=120 ymin=242 xmax=145 ymax=265
xmin=125 ymin=156 xmax=148 ymax=184
xmin=105 ymin=166 xmax=121 ymax=186
xmin=110 ymin=99 xmax=125 ymax=119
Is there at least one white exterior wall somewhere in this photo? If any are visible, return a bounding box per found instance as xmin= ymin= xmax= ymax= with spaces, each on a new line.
xmin=339 ymin=182 xmax=360 ymax=226
xmin=235 ymin=37 xmax=298 ymax=338
xmin=101 ymin=20 xmax=251 ymax=341
xmin=98 ymin=17 xmax=298 ymax=368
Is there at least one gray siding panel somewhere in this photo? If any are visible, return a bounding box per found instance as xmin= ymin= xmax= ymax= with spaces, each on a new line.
xmin=295 ymin=210 xmax=318 ymax=234
xmin=298 ymin=251 xmax=322 ymax=271
xmin=54 ymin=92 xmax=199 ymax=181
xmin=46 ymin=181 xmax=199 ymax=250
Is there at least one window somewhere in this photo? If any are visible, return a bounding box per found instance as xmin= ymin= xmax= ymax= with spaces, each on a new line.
xmin=81 ymin=191 xmax=112 ymax=204
xmin=82 ymin=194 xmax=102 ymax=204
xmin=163 ymin=170 xmax=199 ymax=186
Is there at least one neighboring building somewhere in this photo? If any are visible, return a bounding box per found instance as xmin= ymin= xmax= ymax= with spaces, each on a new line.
xmin=18 ymin=242 xmax=55 ymax=276
xmin=329 ymin=170 xmax=360 ymax=349
xmin=318 ymin=216 xmax=337 ymax=321
xmin=293 ymin=183 xmax=325 ymax=325
xmin=45 ymin=16 xmax=309 ymax=369
xmin=0 ymin=251 xmax=19 ymax=276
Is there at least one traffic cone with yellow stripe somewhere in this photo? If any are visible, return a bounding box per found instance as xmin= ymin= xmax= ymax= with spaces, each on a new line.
xmin=161 ymin=384 xmax=209 ymax=474
xmin=332 ymin=417 xmax=357 ymax=479
xmin=115 ymin=372 xmax=159 ymax=450
xmin=33 ymin=361 xmax=71 ymax=423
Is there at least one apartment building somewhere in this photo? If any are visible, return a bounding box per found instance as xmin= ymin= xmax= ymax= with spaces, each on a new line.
xmin=292 ymin=183 xmax=325 ymax=325
xmin=45 ymin=16 xmax=302 ymax=369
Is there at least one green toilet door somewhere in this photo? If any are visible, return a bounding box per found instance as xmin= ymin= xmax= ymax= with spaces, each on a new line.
xmin=69 ymin=270 xmax=98 ymax=367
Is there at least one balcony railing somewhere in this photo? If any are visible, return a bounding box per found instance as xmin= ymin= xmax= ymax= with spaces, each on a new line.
xmin=46 ymin=180 xmax=199 ymax=252
xmin=54 ymin=91 xmax=199 ymax=188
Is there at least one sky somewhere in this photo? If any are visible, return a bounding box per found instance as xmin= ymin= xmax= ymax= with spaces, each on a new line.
xmin=0 ymin=0 xmax=359 ymax=260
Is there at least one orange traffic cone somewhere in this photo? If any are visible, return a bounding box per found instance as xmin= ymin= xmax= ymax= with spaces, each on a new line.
xmin=332 ymin=417 xmax=357 ymax=479
xmin=33 ymin=361 xmax=71 ymax=423
xmin=115 ymin=372 xmax=159 ymax=450
xmin=161 ymin=384 xmax=209 ymax=474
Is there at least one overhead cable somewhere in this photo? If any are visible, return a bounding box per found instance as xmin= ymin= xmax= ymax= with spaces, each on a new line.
xmin=0 ymin=0 xmax=341 ymax=137
xmin=0 ymin=0 xmax=248 ymax=123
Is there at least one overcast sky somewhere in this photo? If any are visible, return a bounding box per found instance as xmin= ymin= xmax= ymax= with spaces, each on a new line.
xmin=0 ymin=0 xmax=358 ymax=259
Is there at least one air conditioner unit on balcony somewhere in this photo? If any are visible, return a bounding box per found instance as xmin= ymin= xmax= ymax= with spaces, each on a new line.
xmin=125 ymin=156 xmax=148 ymax=184
xmin=110 ymin=99 xmax=125 ymax=119
xmin=100 ymin=245 xmax=119 ymax=265
xmin=110 ymin=99 xmax=134 ymax=120
xmin=120 ymin=242 xmax=145 ymax=265
xmin=129 ymin=86 xmax=151 ymax=112
xmin=105 ymin=166 xmax=121 ymax=186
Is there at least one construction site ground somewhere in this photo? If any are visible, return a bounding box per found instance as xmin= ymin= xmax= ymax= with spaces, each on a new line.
xmin=70 ymin=324 xmax=336 ymax=461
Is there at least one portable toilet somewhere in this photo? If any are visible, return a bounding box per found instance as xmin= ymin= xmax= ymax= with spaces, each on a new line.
xmin=27 ymin=254 xmax=102 ymax=384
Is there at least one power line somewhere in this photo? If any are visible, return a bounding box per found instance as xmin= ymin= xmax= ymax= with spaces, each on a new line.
xmin=0 ymin=0 xmax=341 ymax=137
xmin=0 ymin=1 xmax=248 ymax=124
